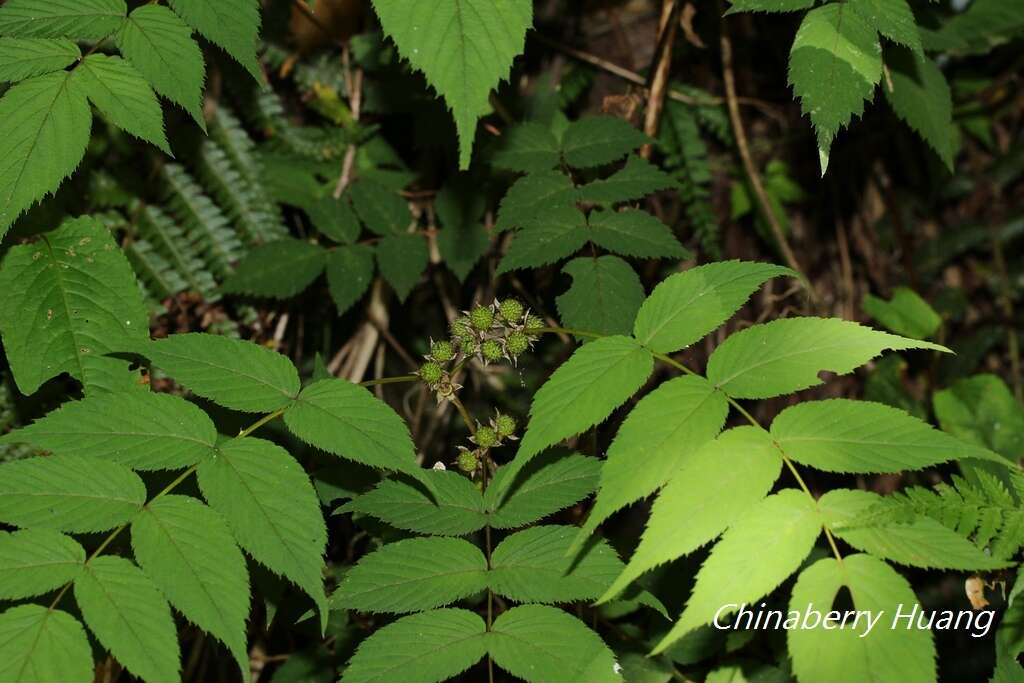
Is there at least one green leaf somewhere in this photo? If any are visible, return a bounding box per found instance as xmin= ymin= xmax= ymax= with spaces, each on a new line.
xmin=495 ymin=170 xmax=577 ymax=232
xmin=488 ymin=605 xmax=619 ymax=683
xmin=772 ymin=399 xmax=988 ymax=473
xmin=992 ymin=656 xmax=1024 ymax=683
xmin=561 ymin=116 xmax=650 ymax=169
xmin=376 ymin=233 xmax=428 ymax=301
xmin=140 ymin=333 xmax=301 ymax=412
xmin=197 ymin=437 xmax=328 ymax=624
xmin=0 ymin=529 xmax=84 ymax=600
xmin=326 ymin=244 xmax=375 ymax=315
xmin=788 ymin=3 xmax=882 ymax=173
xmin=340 ymin=608 xmax=487 ymax=683
xmin=934 ymin=374 xmax=1024 ymax=460
xmin=506 ymin=335 xmax=653 ymax=488
xmin=577 ymin=375 xmax=729 ymax=551
xmin=706 ymin=317 xmax=948 ymax=399
xmin=653 ymin=489 xmax=822 ymax=653
xmin=333 ymin=537 xmax=487 ymax=613
xmin=725 ymin=0 xmax=814 ymax=13
xmin=600 ymin=426 xmax=782 ymax=603
xmin=556 ymin=256 xmax=645 ymax=337
xmin=285 ymin=378 xmax=419 ymax=476
xmin=74 ymin=556 xmax=180 ymax=683
xmin=349 ymin=179 xmax=410 ymax=236
xmin=371 ymin=0 xmax=532 ymax=169
xmin=131 ymin=495 xmax=250 ymax=674
xmin=633 ymin=260 xmax=795 ymax=354
xmin=788 ymin=554 xmax=936 ymax=683
xmin=863 ymin=286 xmax=942 ymax=339
xmin=307 ymin=195 xmax=361 ymax=244
xmin=341 ymin=470 xmax=486 ymax=536
xmin=221 ymin=239 xmax=327 ymax=299
xmin=496 ymin=205 xmax=587 ymax=274
xmin=0 ymin=391 xmax=217 ymax=471
xmin=850 ymin=0 xmax=923 ymax=56
xmin=0 ymin=72 xmax=92 ymax=239
xmin=586 ymin=208 xmax=688 ymax=259
xmin=167 ymin=0 xmax=261 ymax=80
xmin=485 ymin=450 xmax=601 ymax=529
xmin=884 ymin=50 xmax=955 ymax=171
xmin=0 ymin=455 xmax=144 ymax=532
xmin=489 ymin=525 xmax=622 ymax=603
xmin=493 ymin=122 xmax=560 ymax=173
xmin=0 ymin=605 xmax=93 ymax=683
xmin=74 ymin=54 xmax=170 ymax=154
xmin=576 ymin=155 xmax=678 ymax=204
xmin=0 ymin=38 xmax=80 ymax=82
xmin=818 ymin=488 xmax=1008 ymax=570
xmin=435 ymin=177 xmax=489 ymax=281
xmin=115 ymin=4 xmax=206 ymax=129
xmin=0 ymin=0 xmax=126 ymax=40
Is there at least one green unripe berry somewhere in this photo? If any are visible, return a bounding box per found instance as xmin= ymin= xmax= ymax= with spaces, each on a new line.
xmin=430 ymin=340 xmax=455 ymax=362
xmin=470 ymin=305 xmax=494 ymax=331
xmin=506 ymin=330 xmax=530 ymax=357
xmin=481 ymin=339 xmax=504 ymax=362
xmin=456 ymin=450 xmax=478 ymax=473
xmin=475 ymin=426 xmax=499 ymax=448
xmin=524 ymin=315 xmax=544 ymax=334
xmin=451 ymin=316 xmax=473 ymax=337
xmin=495 ymin=414 xmax=517 ymax=438
xmin=418 ymin=360 xmax=444 ymax=385
xmin=498 ymin=298 xmax=524 ymax=323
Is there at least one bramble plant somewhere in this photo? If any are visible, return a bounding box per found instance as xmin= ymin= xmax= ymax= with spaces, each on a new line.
xmin=0 ymin=1 xmax=1023 ymax=682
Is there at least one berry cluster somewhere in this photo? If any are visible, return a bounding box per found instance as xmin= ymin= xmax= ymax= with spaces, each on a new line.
xmin=456 ymin=412 xmax=518 ymax=474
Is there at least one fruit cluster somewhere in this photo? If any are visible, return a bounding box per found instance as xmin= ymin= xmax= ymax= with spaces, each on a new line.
xmin=456 ymin=411 xmax=518 ymax=474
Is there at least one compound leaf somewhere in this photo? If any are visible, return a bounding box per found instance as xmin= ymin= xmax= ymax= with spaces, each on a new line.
xmin=586 ymin=208 xmax=688 ymax=260
xmin=485 ymin=450 xmax=601 ymax=530
xmin=0 ymin=0 xmax=126 ymax=40
xmin=884 ymin=50 xmax=955 ymax=171
xmin=326 ymin=244 xmax=375 ymax=315
xmin=0 ymin=529 xmax=84 ymax=600
xmin=561 ymin=116 xmax=650 ymax=169
xmin=74 ymin=54 xmax=170 ymax=153
xmin=0 ymin=605 xmax=93 ymax=683
xmin=0 ymin=38 xmax=80 ymax=82
xmin=376 ymin=233 xmax=428 ymax=302
xmin=862 ymin=286 xmax=942 ymax=340
xmin=556 ymin=256 xmax=644 ymax=337
xmin=167 ymin=0 xmax=261 ymax=79
xmin=220 ymin=239 xmax=327 ymax=299
xmin=493 ymin=122 xmax=560 ymax=173
xmin=341 ymin=470 xmax=487 ymax=536
xmin=576 ymin=155 xmax=677 ymax=205
xmin=496 ymin=205 xmax=587 ymax=274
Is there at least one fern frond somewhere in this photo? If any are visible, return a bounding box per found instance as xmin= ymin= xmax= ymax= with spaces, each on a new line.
xmin=248 ymin=88 xmax=349 ymax=160
xmin=162 ymin=164 xmax=243 ymax=277
xmin=661 ymin=101 xmax=721 ymax=259
xmin=134 ymin=204 xmax=218 ymax=300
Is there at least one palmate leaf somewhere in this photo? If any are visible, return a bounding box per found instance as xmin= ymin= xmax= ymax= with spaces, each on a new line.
xmin=131 ymin=495 xmax=250 ymax=675
xmin=788 ymin=555 xmax=936 ymax=683
xmin=140 ymin=333 xmax=301 ymax=412
xmin=167 ymin=0 xmax=261 ymax=80
xmin=561 ymin=116 xmax=651 ymax=169
xmin=0 ymin=605 xmax=93 ymax=683
xmin=555 ymin=256 xmax=645 ymax=337
xmin=575 ymin=375 xmax=729 ymax=552
xmin=706 ymin=317 xmax=947 ymax=399
xmin=884 ymin=49 xmax=955 ymax=171
xmin=601 ymin=427 xmax=782 ymax=603
xmin=221 ymin=239 xmax=327 ymax=299
xmin=0 ymin=38 xmax=80 ymax=82
xmin=0 ymin=391 xmax=218 ymax=471
xmin=371 ymin=0 xmax=533 ymax=169
xmin=74 ymin=54 xmax=170 ymax=154
xmin=496 ymin=205 xmax=588 ymax=274
xmin=0 ymin=0 xmax=126 ymax=41
xmin=653 ymin=489 xmax=822 ymax=653
xmin=0 ymin=217 xmax=149 ymax=395
xmin=0 ymin=529 xmax=84 ymax=600
xmin=74 ymin=556 xmax=180 ymax=683
xmin=0 ymin=72 xmax=92 ymax=240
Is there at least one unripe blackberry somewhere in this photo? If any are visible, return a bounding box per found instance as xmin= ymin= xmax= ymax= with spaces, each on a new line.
xmin=523 ymin=315 xmax=544 ymax=334
xmin=418 ymin=360 xmax=444 ymax=385
xmin=430 ymin=339 xmax=455 ymax=362
xmin=456 ymin=449 xmax=478 ymax=473
xmin=494 ymin=413 xmax=517 ymax=438
xmin=498 ymin=298 xmax=524 ymax=323
xmin=480 ymin=339 xmax=504 ymax=362
xmin=506 ymin=330 xmax=530 ymax=357
xmin=451 ymin=316 xmax=473 ymax=338
xmin=469 ymin=305 xmax=494 ymax=330
xmin=474 ymin=426 xmax=499 ymax=448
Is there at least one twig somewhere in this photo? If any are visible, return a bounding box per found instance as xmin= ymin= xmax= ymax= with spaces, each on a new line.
xmin=641 ymin=0 xmax=681 ymax=158
xmin=333 ymin=47 xmax=363 ymax=199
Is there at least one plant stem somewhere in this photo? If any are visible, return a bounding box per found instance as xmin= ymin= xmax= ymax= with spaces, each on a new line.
xmin=359 ymin=374 xmax=417 ymax=387
xmin=450 ymin=395 xmax=476 ymax=436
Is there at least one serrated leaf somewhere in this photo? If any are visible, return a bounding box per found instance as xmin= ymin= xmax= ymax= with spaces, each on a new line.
xmin=371 ymin=0 xmax=532 ymax=169
xmin=74 ymin=54 xmax=170 ymax=154
xmin=726 ymin=0 xmax=814 ymax=13
xmin=818 ymin=488 xmax=1007 ymax=570
xmin=131 ymin=495 xmax=250 ymax=675
xmin=495 ymin=170 xmax=577 ymax=232
xmin=0 ymin=605 xmax=93 ymax=683
xmin=340 ymin=608 xmax=487 ymax=683
xmin=326 ymin=244 xmax=375 ymax=315
xmin=140 ymin=333 xmax=301 ymax=412
xmin=634 ymin=260 xmax=794 ymax=354
xmin=601 ymin=427 xmax=782 ymax=603
xmin=496 ymin=205 xmax=588 ymax=274
xmin=285 ymin=378 xmax=419 ymax=478
xmin=0 ymin=72 xmax=92 ymax=239
xmin=0 ymin=529 xmax=84 ymax=600
xmin=0 ymin=455 xmax=144 ymax=532
xmin=561 ymin=116 xmax=650 ymax=169
xmin=0 ymin=38 xmax=80 ymax=82
xmin=772 ymin=399 xmax=989 ymax=473
xmin=436 ymin=177 xmax=489 ymax=281
xmin=197 ymin=437 xmax=328 ymax=625
xmin=504 ymin=335 xmax=653 ymax=490
xmin=0 ymin=0 xmax=126 ymax=40
xmin=706 ymin=317 xmax=948 ymax=399
xmin=788 ymin=3 xmax=882 ymax=173
xmin=167 ymin=0 xmax=261 ymax=79
xmin=488 ymin=605 xmax=620 ymax=683
xmin=333 ymin=537 xmax=487 ymax=613
xmin=0 ymin=391 xmax=217 ymax=471
xmin=863 ymin=286 xmax=942 ymax=339
xmin=489 ymin=525 xmax=622 ymax=603
xmin=342 ymin=470 xmax=487 ymax=536
xmin=934 ymin=374 xmax=1024 ymax=460
xmin=221 ymin=239 xmax=327 ymax=299
xmin=556 ymin=256 xmax=644 ymax=336
xmin=349 ymin=179 xmax=410 ymax=236
xmin=653 ymin=489 xmax=822 ymax=653
xmin=850 ymin=0 xmax=923 ymax=55
xmin=493 ymin=122 xmax=560 ymax=173
xmin=586 ymin=208 xmax=688 ymax=259
xmin=992 ymin=656 xmax=1024 ymax=683
xmin=884 ymin=50 xmax=955 ymax=171
xmin=74 ymin=556 xmax=180 ymax=683
xmin=577 ymin=375 xmax=730 ymax=551
xmin=576 ymin=155 xmax=677 ymax=204
xmin=308 ymin=195 xmax=361 ymax=244
xmin=115 ymin=4 xmax=206 ymax=129
xmin=376 ymin=233 xmax=428 ymax=301
xmin=0 ymin=217 xmax=149 ymax=394
xmin=485 ymin=450 xmax=601 ymax=529
xmin=788 ymin=554 xmax=936 ymax=683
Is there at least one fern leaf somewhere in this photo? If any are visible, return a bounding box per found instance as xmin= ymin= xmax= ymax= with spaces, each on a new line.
xmin=161 ymin=163 xmax=243 ymax=278
xmin=198 ymin=138 xmax=287 ymax=246
xmin=134 ymin=204 xmax=218 ymax=300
